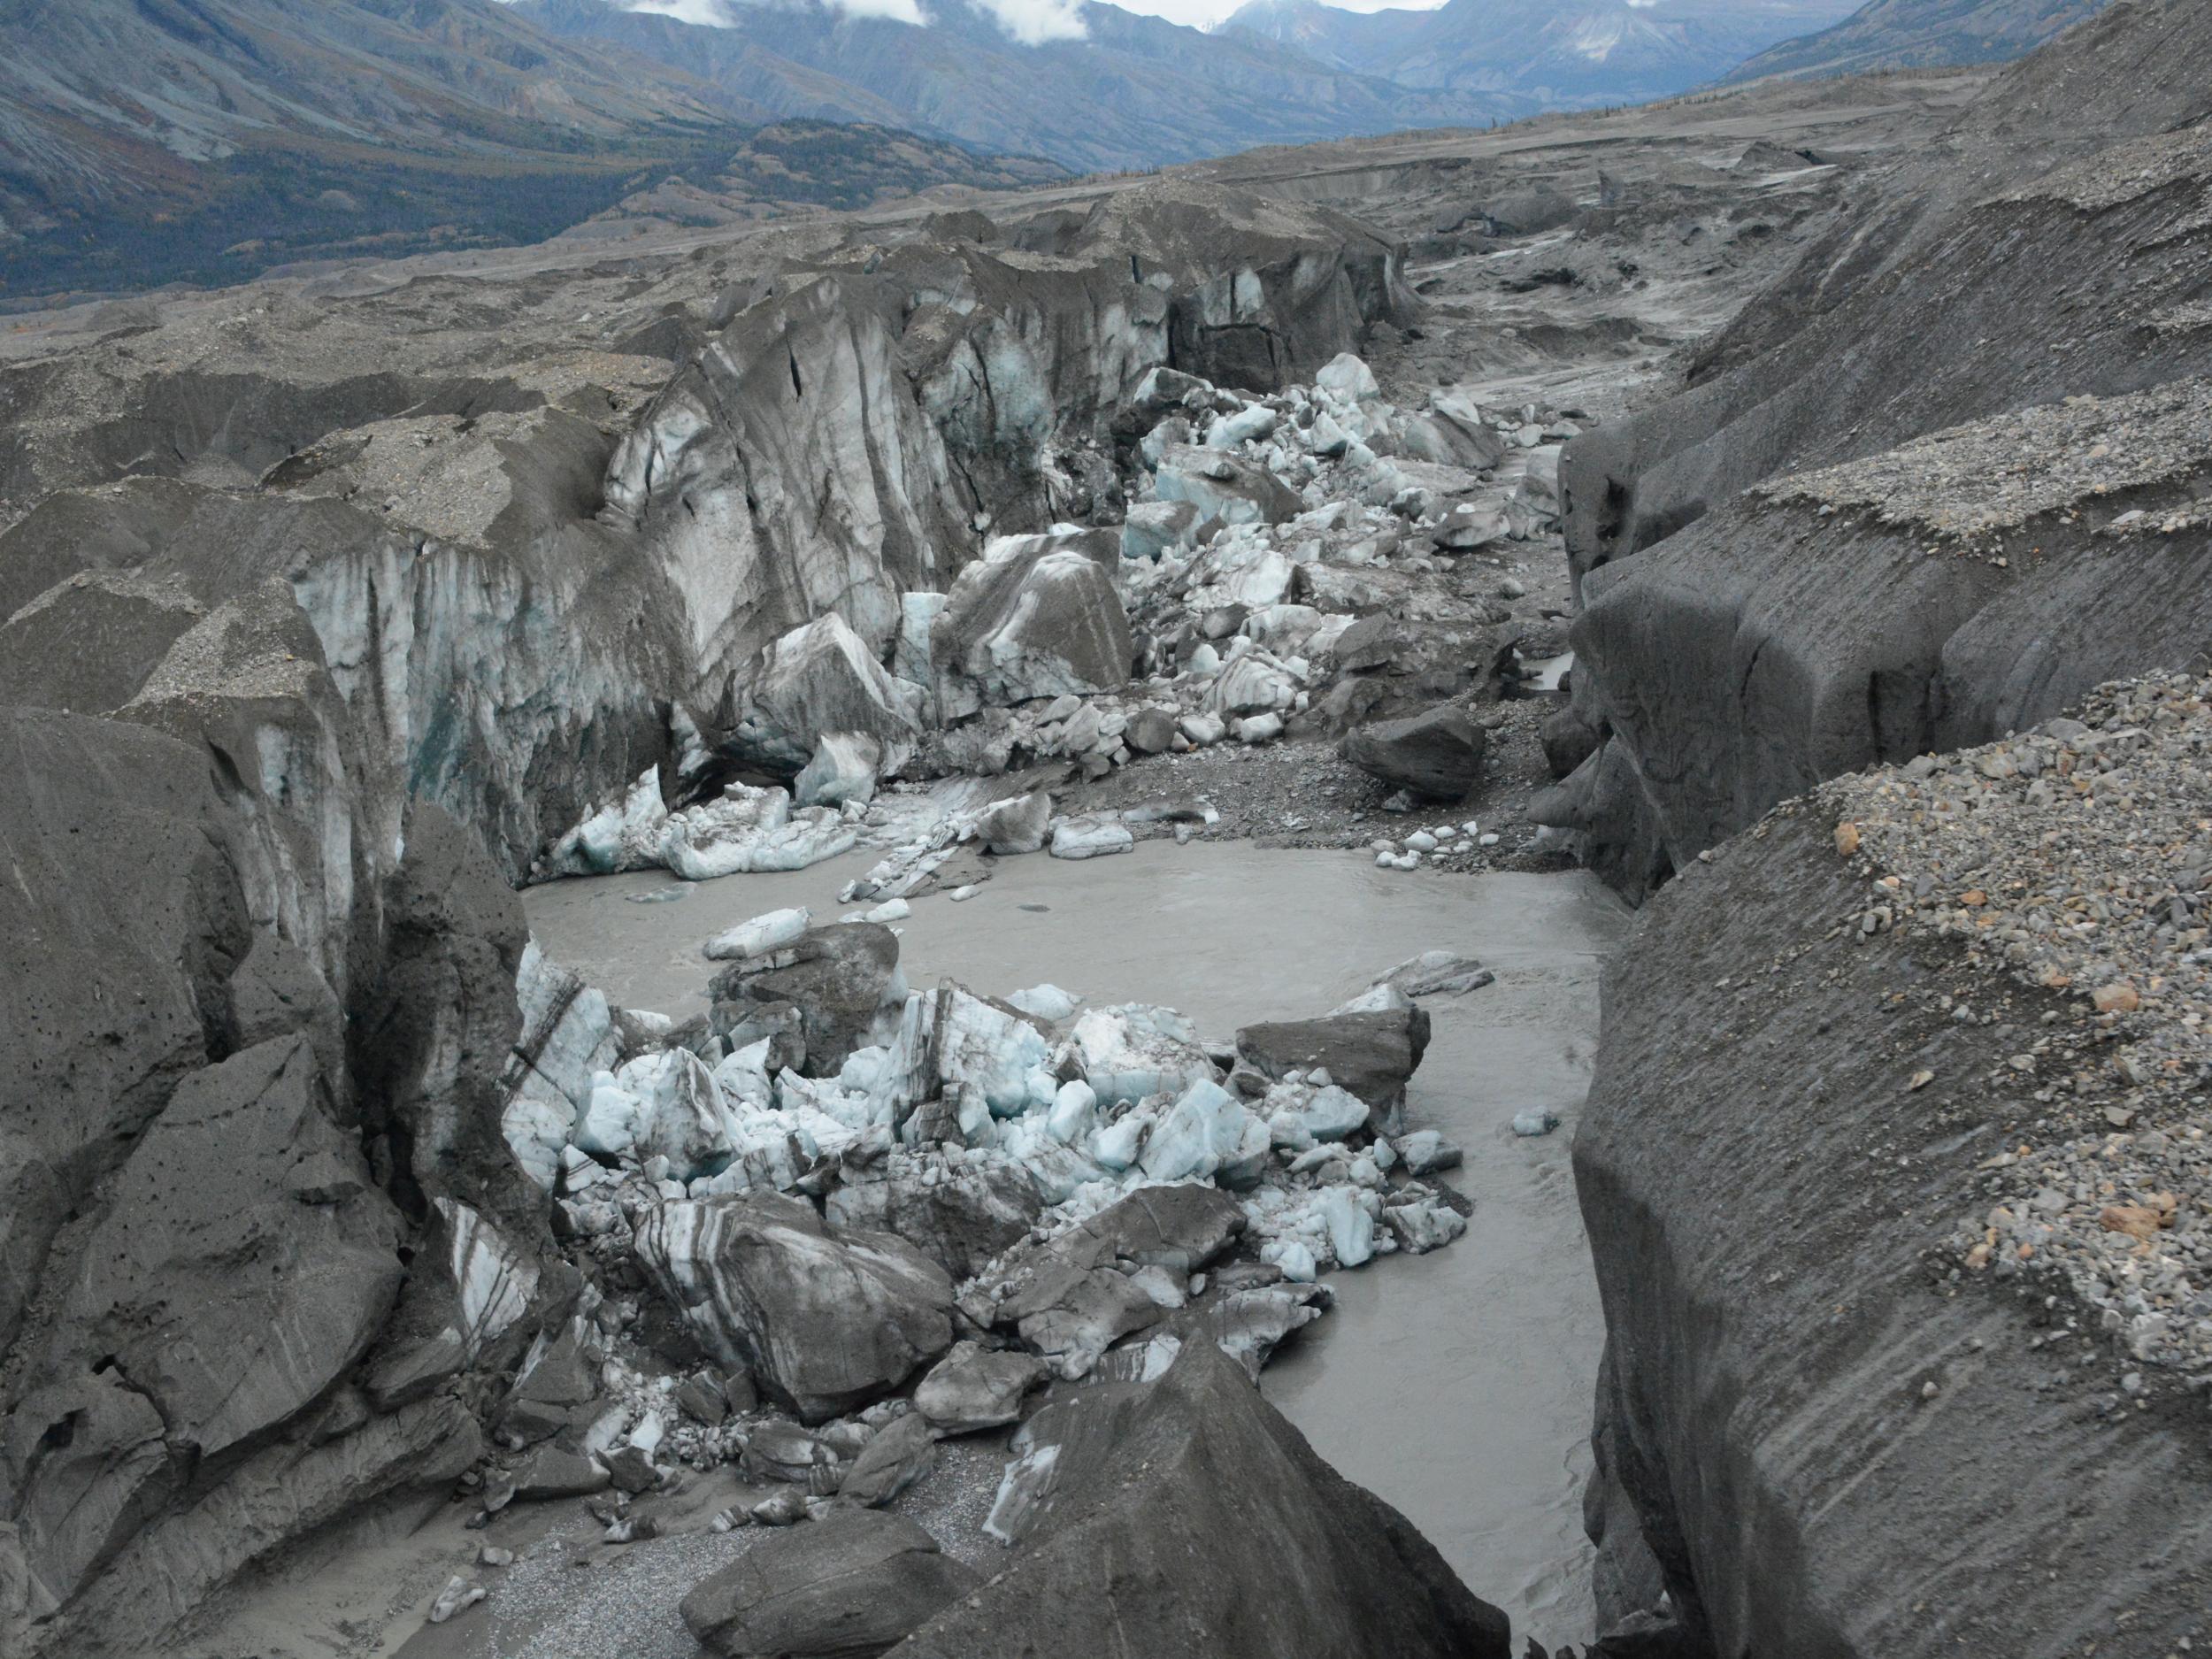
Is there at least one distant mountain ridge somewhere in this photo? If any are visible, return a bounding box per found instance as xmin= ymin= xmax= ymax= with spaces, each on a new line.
xmin=0 ymin=0 xmax=2116 ymax=303
xmin=1219 ymin=0 xmax=1863 ymax=102
xmin=515 ymin=0 xmax=1523 ymax=173
xmin=1723 ymin=0 xmax=2118 ymax=82
xmin=0 ymin=0 xmax=1056 ymax=297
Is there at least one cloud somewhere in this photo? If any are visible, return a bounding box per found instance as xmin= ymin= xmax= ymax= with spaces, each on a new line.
xmin=618 ymin=0 xmax=927 ymax=27
xmin=825 ymin=0 xmax=931 ymax=20
xmin=621 ymin=0 xmax=737 ymax=22
xmin=969 ymin=0 xmax=1089 ymax=42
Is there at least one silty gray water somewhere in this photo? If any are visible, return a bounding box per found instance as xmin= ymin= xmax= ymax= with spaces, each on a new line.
xmin=522 ymin=840 xmax=1628 ymax=1642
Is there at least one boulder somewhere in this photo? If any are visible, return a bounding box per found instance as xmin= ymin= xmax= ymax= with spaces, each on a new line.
xmin=705 ymin=907 xmax=813 ymax=963
xmin=1235 ymin=1008 xmax=1432 ymax=1118
xmin=574 ymin=1048 xmax=733 ymax=1182
xmin=934 ymin=987 xmax=1059 ymax=1118
xmin=734 ymin=614 xmax=924 ymax=773
xmin=1124 ymin=708 xmax=1177 ymax=754
xmin=675 ymin=1372 xmax=729 ymax=1426
xmin=1000 ymin=1257 xmax=1164 ymax=1380
xmin=914 ymin=1341 xmax=1049 ymax=1435
xmin=710 ymin=923 xmax=902 ymax=1077
xmin=741 ymin=1419 xmax=838 ymax=1488
xmin=933 ymin=529 xmax=1132 ymax=709
xmin=795 ymin=733 xmax=884 ymax=808
xmin=500 ymin=1324 xmax=600 ymax=1443
xmin=1204 ymin=649 xmax=1302 ymax=718
xmin=1371 ymin=952 xmax=1493 ymax=999
xmin=1173 ymin=1279 xmax=1331 ymax=1378
xmin=634 ymin=1193 xmax=955 ymax=1422
xmin=1065 ymin=1005 xmax=1217 ymax=1106
xmin=887 ymin=1342 xmax=1508 ymax=1659
xmin=975 ymin=790 xmax=1052 ymax=855
xmin=1540 ymin=705 xmax=1602 ymax=780
xmin=1433 ymin=502 xmax=1509 ymax=550
xmin=1340 ymin=705 xmax=1486 ymax=800
xmin=1149 ymin=445 xmax=1302 ymax=526
xmin=976 ymin=1186 xmax=1247 ymax=1379
xmin=1205 ymin=400 xmax=1281 ymax=449
xmin=682 ymin=1509 xmax=979 ymax=1659
xmin=1138 ymin=1079 xmax=1269 ymax=1187
xmin=1315 ymin=352 xmax=1381 ymax=403
xmin=1187 ymin=537 xmax=1294 ymax=612
xmin=838 ymin=1410 xmax=938 ymax=1508
xmin=1120 ymin=499 xmax=1201 ymax=562
xmin=658 ymin=781 xmax=860 ymax=881
xmin=825 ymin=1152 xmax=1043 ymax=1280
xmin=1048 ymin=814 xmax=1133 ymax=860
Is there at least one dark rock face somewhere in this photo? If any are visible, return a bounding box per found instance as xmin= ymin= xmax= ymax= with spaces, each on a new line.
xmin=1576 ymin=805 xmax=2212 ymax=1655
xmin=0 ymin=183 xmax=1409 ymax=889
xmin=1540 ymin=704 xmax=1601 ymax=780
xmin=1559 ymin=395 xmax=2212 ymax=896
xmin=4 ymin=1038 xmax=404 ymax=1621
xmin=1553 ymin=16 xmax=2212 ymax=1651
xmin=887 ymin=1341 xmax=1509 ymax=1659
xmin=1555 ymin=0 xmax=2212 ymax=899
xmin=609 ymin=183 xmax=1412 ymax=695
xmin=0 ymin=572 xmax=202 ymax=713
xmin=683 ymin=1508 xmax=979 ymax=1659
xmin=350 ymin=803 xmax=535 ymax=1229
xmin=0 ymin=710 xmax=255 ymax=1359
xmin=0 ymin=461 xmax=678 ymax=885
xmin=0 ymin=700 xmax=551 ymax=1655
xmin=1340 ymin=703 xmax=1488 ymax=798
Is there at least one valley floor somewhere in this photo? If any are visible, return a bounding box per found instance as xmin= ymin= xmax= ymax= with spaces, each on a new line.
xmin=3 ymin=63 xmax=1996 ymax=1659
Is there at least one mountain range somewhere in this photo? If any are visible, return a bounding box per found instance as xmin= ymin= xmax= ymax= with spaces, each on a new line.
xmin=1218 ymin=0 xmax=1859 ymax=103
xmin=512 ymin=0 xmax=1515 ymax=174
xmin=0 ymin=0 xmax=761 ymax=295
xmin=1724 ymin=0 xmax=2116 ymax=81
xmin=0 ymin=0 xmax=2124 ymax=302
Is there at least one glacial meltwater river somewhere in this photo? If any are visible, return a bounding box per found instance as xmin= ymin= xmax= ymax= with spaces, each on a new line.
xmin=523 ymin=840 xmax=1629 ymax=1642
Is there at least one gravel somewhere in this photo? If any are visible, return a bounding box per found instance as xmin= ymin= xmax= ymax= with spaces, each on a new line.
xmin=1060 ymin=697 xmax=1572 ymax=875
xmin=1761 ymin=377 xmax=2212 ymax=542
xmin=1828 ymin=671 xmax=2212 ymax=1384
xmin=464 ymin=1435 xmax=1010 ymax=1659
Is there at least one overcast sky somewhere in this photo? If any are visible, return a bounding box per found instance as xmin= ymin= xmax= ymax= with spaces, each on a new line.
xmin=617 ymin=0 xmax=1451 ymax=42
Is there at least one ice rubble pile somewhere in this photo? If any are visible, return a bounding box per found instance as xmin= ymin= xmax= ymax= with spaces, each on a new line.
xmin=537 ymin=353 xmax=1576 ymax=877
xmin=491 ymin=916 xmax=1479 ymax=1509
